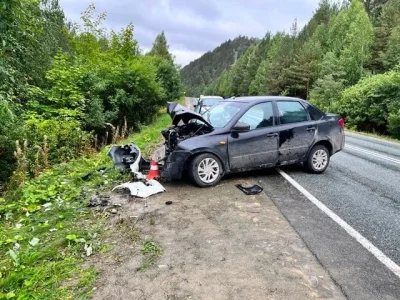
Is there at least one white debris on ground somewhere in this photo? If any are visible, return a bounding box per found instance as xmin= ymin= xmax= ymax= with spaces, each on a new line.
xmin=108 ymin=142 xmax=166 ymax=198
xmin=112 ymin=180 xmax=165 ymax=198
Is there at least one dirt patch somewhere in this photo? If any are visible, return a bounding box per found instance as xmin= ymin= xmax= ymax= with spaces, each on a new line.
xmin=90 ymin=176 xmax=345 ymax=300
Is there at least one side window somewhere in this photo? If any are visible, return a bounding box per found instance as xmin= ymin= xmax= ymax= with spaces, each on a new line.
xmin=306 ymin=103 xmax=324 ymax=120
xmin=238 ymin=102 xmax=274 ymax=130
xmin=277 ymin=101 xmax=309 ymax=124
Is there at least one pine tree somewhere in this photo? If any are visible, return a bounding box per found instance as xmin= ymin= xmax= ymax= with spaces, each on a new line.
xmin=229 ymin=47 xmax=253 ymax=96
xmin=329 ymin=0 xmax=374 ymax=85
xmin=249 ymin=59 xmax=271 ymax=95
xmin=148 ymin=31 xmax=173 ymax=63
xmin=285 ymin=37 xmax=323 ymax=99
xmin=371 ymin=0 xmax=400 ymax=72
xmin=382 ymin=26 xmax=400 ymax=69
xmin=310 ymin=52 xmax=346 ymax=111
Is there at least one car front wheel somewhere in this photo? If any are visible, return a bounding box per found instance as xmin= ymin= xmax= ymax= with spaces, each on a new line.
xmin=188 ymin=153 xmax=223 ymax=187
xmin=305 ymin=145 xmax=330 ymax=173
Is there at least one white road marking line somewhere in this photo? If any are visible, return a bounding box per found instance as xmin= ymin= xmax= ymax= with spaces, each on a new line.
xmin=277 ymin=168 xmax=400 ymax=279
xmin=346 ymin=145 xmax=400 ymax=165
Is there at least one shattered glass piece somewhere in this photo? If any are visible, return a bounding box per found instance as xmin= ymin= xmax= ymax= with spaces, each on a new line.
xmin=29 ymin=237 xmax=40 ymax=246
xmin=84 ymin=244 xmax=93 ymax=256
xmin=236 ymin=184 xmax=263 ymax=195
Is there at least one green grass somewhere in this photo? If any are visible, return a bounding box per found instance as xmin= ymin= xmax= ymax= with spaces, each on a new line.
xmin=345 ymin=128 xmax=400 ymax=144
xmin=0 ymin=97 xmax=184 ymax=299
xmin=137 ymin=239 xmax=163 ymax=271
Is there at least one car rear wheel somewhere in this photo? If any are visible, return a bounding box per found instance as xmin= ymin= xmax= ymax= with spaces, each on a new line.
xmin=305 ymin=145 xmax=330 ymax=173
xmin=188 ymin=153 xmax=223 ymax=187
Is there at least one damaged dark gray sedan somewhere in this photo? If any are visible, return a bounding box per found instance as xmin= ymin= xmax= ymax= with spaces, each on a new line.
xmin=160 ymin=96 xmax=345 ymax=187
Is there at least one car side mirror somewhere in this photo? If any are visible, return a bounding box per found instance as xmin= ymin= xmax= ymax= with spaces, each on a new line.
xmin=231 ymin=122 xmax=250 ymax=133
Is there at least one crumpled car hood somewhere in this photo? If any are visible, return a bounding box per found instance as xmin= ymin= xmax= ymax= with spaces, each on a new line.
xmin=167 ymin=102 xmax=213 ymax=128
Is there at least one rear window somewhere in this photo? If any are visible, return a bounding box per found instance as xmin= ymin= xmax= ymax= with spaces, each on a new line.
xmin=277 ymin=101 xmax=309 ymax=124
xmin=305 ymin=103 xmax=324 ymax=120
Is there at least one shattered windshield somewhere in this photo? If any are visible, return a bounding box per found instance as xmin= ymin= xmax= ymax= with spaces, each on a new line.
xmin=204 ymin=101 xmax=244 ymax=128
xmin=202 ymin=98 xmax=221 ymax=106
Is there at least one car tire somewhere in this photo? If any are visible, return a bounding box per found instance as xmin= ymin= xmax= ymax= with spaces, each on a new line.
xmin=188 ymin=153 xmax=223 ymax=187
xmin=304 ymin=145 xmax=330 ymax=174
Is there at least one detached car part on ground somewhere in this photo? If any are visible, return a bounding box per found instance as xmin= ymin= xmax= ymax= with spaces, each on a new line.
xmin=110 ymin=96 xmax=345 ymax=188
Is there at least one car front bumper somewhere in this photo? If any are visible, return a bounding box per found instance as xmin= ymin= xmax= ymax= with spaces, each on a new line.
xmin=161 ymin=150 xmax=192 ymax=180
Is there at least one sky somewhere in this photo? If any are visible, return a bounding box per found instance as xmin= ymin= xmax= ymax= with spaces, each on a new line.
xmin=59 ymin=0 xmax=321 ymax=67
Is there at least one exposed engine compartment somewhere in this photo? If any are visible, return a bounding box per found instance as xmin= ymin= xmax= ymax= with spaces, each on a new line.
xmin=162 ymin=122 xmax=212 ymax=155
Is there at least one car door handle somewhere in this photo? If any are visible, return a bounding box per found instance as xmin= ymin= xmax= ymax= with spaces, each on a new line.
xmin=306 ymin=127 xmax=316 ymax=131
xmin=266 ymin=133 xmax=278 ymax=138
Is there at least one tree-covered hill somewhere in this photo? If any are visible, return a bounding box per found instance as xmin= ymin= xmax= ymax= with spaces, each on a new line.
xmin=182 ymin=0 xmax=400 ymax=139
xmin=180 ymin=36 xmax=258 ymax=96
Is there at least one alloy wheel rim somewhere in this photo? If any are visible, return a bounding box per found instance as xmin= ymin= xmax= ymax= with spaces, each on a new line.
xmin=198 ymin=158 xmax=220 ymax=183
xmin=312 ymin=149 xmax=328 ymax=170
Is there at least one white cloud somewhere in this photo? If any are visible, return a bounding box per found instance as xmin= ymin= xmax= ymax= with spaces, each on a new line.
xmin=59 ymin=0 xmax=320 ymax=66
xmin=170 ymin=48 xmax=205 ymax=67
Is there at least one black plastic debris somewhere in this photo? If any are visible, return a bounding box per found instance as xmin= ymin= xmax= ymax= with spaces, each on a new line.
xmin=236 ymin=184 xmax=263 ymax=195
xmin=165 ymin=201 xmax=173 ymax=205
xmin=87 ymin=195 xmax=109 ymax=207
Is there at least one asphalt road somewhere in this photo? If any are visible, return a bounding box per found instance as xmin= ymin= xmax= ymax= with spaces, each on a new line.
xmin=257 ymin=132 xmax=400 ymax=299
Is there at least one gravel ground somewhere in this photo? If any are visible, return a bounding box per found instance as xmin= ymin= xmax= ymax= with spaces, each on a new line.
xmin=89 ymin=176 xmax=345 ymax=300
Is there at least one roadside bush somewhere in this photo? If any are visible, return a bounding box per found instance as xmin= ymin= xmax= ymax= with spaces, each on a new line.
xmin=0 ymin=4 xmax=183 ymax=186
xmin=84 ymin=56 xmax=165 ymax=131
xmin=0 ymin=98 xmax=23 ymax=181
xmin=24 ymin=116 xmax=93 ymax=163
xmin=388 ymin=109 xmax=400 ymax=139
xmin=333 ymin=71 xmax=400 ymax=136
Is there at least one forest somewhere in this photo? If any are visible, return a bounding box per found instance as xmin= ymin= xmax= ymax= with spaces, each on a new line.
xmin=0 ymin=1 xmax=183 ymax=184
xmin=180 ymin=36 xmax=258 ymax=96
xmin=180 ymin=0 xmax=400 ymax=139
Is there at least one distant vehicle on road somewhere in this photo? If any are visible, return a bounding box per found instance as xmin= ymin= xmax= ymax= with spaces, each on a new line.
xmin=162 ymin=96 xmax=345 ymax=187
xmin=194 ymin=95 xmax=223 ymax=114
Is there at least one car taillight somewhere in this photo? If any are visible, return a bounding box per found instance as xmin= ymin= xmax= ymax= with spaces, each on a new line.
xmin=338 ymin=118 xmax=345 ymax=129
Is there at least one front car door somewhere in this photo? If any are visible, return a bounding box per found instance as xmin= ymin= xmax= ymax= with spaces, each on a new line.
xmin=276 ymin=101 xmax=316 ymax=163
xmin=228 ymin=102 xmax=279 ymax=171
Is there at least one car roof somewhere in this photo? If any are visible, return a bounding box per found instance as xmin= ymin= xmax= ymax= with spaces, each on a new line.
xmin=220 ymin=96 xmax=307 ymax=104
xmin=200 ymin=95 xmax=223 ymax=99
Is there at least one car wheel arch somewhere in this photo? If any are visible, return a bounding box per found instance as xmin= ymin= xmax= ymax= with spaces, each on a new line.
xmin=311 ymin=140 xmax=333 ymax=155
xmin=184 ymin=150 xmax=227 ymax=173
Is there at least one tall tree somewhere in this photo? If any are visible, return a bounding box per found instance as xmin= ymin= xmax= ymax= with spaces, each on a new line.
xmin=371 ymin=0 xmax=400 ymax=72
xmin=362 ymin=0 xmax=389 ymax=16
xmin=329 ymin=0 xmax=374 ymax=85
xmin=285 ymin=37 xmax=323 ymax=99
xmin=229 ymin=46 xmax=254 ymax=96
xmin=249 ymin=33 xmax=285 ymax=95
xmin=148 ymin=31 xmax=173 ymax=63
xmin=310 ymin=52 xmax=346 ymax=111
xmin=382 ymin=26 xmax=400 ymax=68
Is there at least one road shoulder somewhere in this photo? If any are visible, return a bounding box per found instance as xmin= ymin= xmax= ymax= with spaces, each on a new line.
xmin=89 ymin=176 xmax=345 ymax=300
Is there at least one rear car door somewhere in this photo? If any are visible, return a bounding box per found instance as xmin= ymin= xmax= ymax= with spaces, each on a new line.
xmin=276 ymin=101 xmax=316 ymax=163
xmin=228 ymin=102 xmax=279 ymax=170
